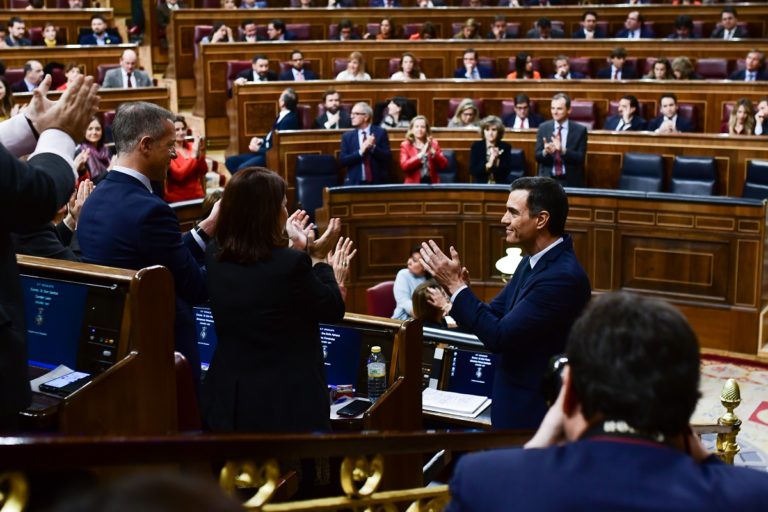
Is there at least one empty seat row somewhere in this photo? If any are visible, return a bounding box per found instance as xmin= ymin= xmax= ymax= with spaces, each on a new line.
xmin=619 ymin=153 xmax=717 ymax=195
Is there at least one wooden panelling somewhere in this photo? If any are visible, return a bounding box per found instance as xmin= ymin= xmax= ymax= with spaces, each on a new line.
xmin=11 ymin=86 xmax=172 ymax=114
xmin=316 ymin=186 xmax=768 ymax=355
xmin=0 ymin=9 xmax=114 ymax=45
xmin=0 ymin=44 xmax=135 ymax=79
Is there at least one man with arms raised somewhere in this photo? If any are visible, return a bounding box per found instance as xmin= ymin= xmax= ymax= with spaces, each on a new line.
xmin=447 ymin=291 xmax=768 ymax=511
xmin=535 ymin=93 xmax=588 ymax=188
xmin=420 ymin=177 xmax=591 ymax=429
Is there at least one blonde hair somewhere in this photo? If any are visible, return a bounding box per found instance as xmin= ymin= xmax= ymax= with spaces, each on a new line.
xmin=405 ymin=115 xmax=431 ymax=144
xmin=728 ymin=98 xmax=756 ymax=135
xmin=449 ymin=98 xmax=478 ymax=126
xmin=348 ymin=51 xmax=366 ymax=75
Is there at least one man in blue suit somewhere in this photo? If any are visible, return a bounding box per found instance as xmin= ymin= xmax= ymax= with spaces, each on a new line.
xmin=571 ymin=11 xmax=605 ymax=40
xmin=728 ymin=50 xmax=768 ymax=81
xmin=78 ymin=14 xmax=122 ymax=45
xmin=551 ymin=55 xmax=586 ymax=80
xmin=502 ymin=94 xmax=544 ymax=130
xmin=78 ymin=102 xmax=218 ymax=382
xmin=278 ymin=50 xmax=318 ymax=81
xmin=535 ymin=93 xmax=588 ymax=188
xmin=339 ymin=102 xmax=391 ymax=185
xmin=225 ymin=88 xmax=301 ymax=173
xmin=647 ymin=93 xmax=695 ymax=133
xmin=615 ymin=10 xmax=655 ymax=39
xmin=604 ymin=95 xmax=647 ymax=132
xmin=453 ymin=49 xmax=494 ymax=79
xmin=420 ymin=177 xmax=591 ymax=429
xmin=447 ymin=292 xmax=768 ymax=512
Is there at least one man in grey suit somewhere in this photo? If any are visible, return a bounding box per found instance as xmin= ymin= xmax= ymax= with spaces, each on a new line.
xmin=102 ymin=49 xmax=153 ymax=89
xmin=535 ymin=93 xmax=588 ymax=188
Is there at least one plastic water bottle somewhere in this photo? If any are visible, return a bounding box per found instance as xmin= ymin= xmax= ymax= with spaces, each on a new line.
xmin=367 ymin=346 xmax=387 ymax=404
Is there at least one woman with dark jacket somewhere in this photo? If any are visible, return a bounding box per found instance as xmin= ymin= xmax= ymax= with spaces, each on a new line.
xmin=470 ymin=116 xmax=513 ymax=184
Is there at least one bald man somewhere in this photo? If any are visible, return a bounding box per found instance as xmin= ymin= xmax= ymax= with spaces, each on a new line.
xmin=102 ymin=49 xmax=153 ymax=88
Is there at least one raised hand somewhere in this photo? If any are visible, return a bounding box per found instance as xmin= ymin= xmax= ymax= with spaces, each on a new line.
xmin=309 ymin=217 xmax=341 ymax=261
xmin=26 ymin=74 xmax=100 ymax=141
xmin=328 ymin=236 xmax=357 ymax=286
xmin=419 ymin=240 xmax=466 ymax=295
xmin=285 ymin=209 xmax=313 ymax=251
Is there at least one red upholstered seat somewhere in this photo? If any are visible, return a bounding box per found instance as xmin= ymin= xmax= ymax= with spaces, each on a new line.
xmin=447 ymin=98 xmax=484 ymax=122
xmin=696 ymin=58 xmax=729 ymax=79
xmin=96 ymin=64 xmax=120 ymax=85
xmin=287 ymin=23 xmax=310 ymax=40
xmin=366 ymin=281 xmax=396 ymax=318
xmin=226 ymin=60 xmax=251 ymax=92
xmin=677 ymin=103 xmax=699 ymax=132
xmin=608 ymin=100 xmax=647 ymax=120
xmin=569 ymin=100 xmax=597 ymax=130
xmin=501 ymin=99 xmax=539 ymax=119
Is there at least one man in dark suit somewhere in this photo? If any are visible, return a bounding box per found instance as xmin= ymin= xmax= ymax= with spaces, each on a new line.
xmin=0 ymin=74 xmax=98 ymax=431
xmin=535 ymin=93 xmax=588 ymax=188
xmin=266 ymin=19 xmax=296 ymax=41
xmin=330 ymin=19 xmax=361 ymax=41
xmin=728 ymin=50 xmax=768 ymax=81
xmin=5 ymin=16 xmax=31 ymax=46
xmin=446 ymin=292 xmax=768 ymax=512
xmin=225 ymin=88 xmax=300 ymax=173
xmin=502 ymin=94 xmax=544 ymax=130
xmin=552 ymin=55 xmax=586 ymax=80
xmin=572 ymin=11 xmax=605 ymax=40
xmin=604 ymin=95 xmax=647 ymax=132
xmin=339 ymin=102 xmax=391 ymax=185
xmin=419 ymin=177 xmax=591 ymax=429
xmin=278 ymin=50 xmax=318 ymax=81
xmin=486 ymin=15 xmax=517 ymax=40
xmin=10 ymin=60 xmax=43 ymax=93
xmin=239 ymin=20 xmax=258 ymax=43
xmin=755 ymin=97 xmax=768 ymax=136
xmin=234 ymin=54 xmax=278 ymax=86
xmin=313 ymin=88 xmax=351 ymax=129
xmin=596 ymin=47 xmax=638 ymax=80
xmin=368 ymin=0 xmax=401 ymax=6
xmin=667 ymin=14 xmax=698 ymax=40
xmin=615 ymin=11 xmax=655 ymax=39
xmin=78 ymin=14 xmax=122 ymax=45
xmin=647 ymin=93 xmax=695 ymax=133
xmin=78 ymin=102 xmax=218 ymax=383
xmin=525 ymin=18 xmax=564 ymax=40
xmin=453 ymin=49 xmax=493 ymax=79
xmin=710 ymin=6 xmax=749 ymax=40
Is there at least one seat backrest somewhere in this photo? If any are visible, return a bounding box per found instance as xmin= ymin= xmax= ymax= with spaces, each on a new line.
xmin=618 ymin=152 xmax=664 ymax=192
xmin=96 ymin=63 xmax=120 ymax=85
xmin=295 ymin=104 xmax=311 ymax=130
xmin=677 ymin=103 xmax=699 ymax=132
xmin=507 ymin=148 xmax=526 ymax=183
xmin=5 ymin=68 xmax=24 ymax=87
xmin=695 ymin=58 xmax=728 ymax=79
xmin=102 ymin=110 xmax=116 ymax=143
xmin=670 ymin=156 xmax=716 ymax=195
xmin=607 ymin=100 xmax=647 ymax=120
xmin=366 ymin=281 xmax=396 ymax=318
xmin=569 ymin=100 xmax=596 ymax=130
xmin=287 ymin=23 xmax=310 ymax=40
xmin=226 ymin=60 xmax=251 ymax=91
xmin=403 ymin=23 xmax=422 ymax=37
xmin=316 ymin=102 xmax=352 ymax=119
xmin=447 ymin=98 xmax=484 ymax=121
xmin=279 ymin=60 xmax=314 ymax=76
xmin=294 ymin=154 xmax=339 ymax=220
xmin=505 ymin=57 xmax=540 ymax=75
xmin=332 ymin=58 xmax=349 ymax=77
xmin=194 ymin=25 xmax=213 ymax=44
xmin=440 ymin=149 xmax=458 ymax=183
xmin=569 ymin=57 xmax=591 ymax=78
xmin=742 ymin=160 xmax=768 ymax=199
xmin=328 ymin=23 xmax=360 ymax=39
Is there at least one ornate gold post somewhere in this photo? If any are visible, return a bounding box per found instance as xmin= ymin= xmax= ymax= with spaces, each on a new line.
xmin=716 ymin=378 xmax=741 ymax=465
xmin=0 ymin=472 xmax=28 ymax=512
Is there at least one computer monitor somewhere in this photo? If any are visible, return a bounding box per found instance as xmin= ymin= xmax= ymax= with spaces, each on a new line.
xmin=445 ymin=348 xmax=496 ymax=398
xmin=21 ymin=275 xmax=125 ymax=374
xmin=194 ymin=305 xmax=219 ymax=373
xmin=320 ymin=322 xmax=395 ymax=394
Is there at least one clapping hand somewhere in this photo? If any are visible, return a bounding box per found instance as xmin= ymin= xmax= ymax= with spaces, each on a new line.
xmin=73 ymin=147 xmax=90 ymax=171
xmin=328 ymin=236 xmax=357 ymax=293
xmin=286 ymin=209 xmax=313 ymax=251
xmin=419 ymin=240 xmax=469 ymax=296
xmin=64 ymin=179 xmax=94 ymax=230
xmin=309 ymin=217 xmax=341 ymax=262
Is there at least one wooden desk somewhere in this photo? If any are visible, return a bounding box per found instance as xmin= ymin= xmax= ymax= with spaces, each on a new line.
xmin=11 ymin=86 xmax=171 ymax=114
xmin=315 ymin=186 xmax=768 ymax=356
xmin=198 ymin=40 xmax=759 ymax=144
xmin=266 ymin=129 xmax=768 ymax=206
xmin=167 ymin=3 xmax=768 ymax=104
xmin=17 ymin=256 xmax=177 ymax=435
xmin=0 ymin=8 xmax=113 ymax=44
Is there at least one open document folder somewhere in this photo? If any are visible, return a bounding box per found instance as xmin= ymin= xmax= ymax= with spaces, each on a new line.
xmin=422 ymin=388 xmax=491 ymax=418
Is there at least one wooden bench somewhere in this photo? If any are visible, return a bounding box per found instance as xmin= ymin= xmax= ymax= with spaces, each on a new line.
xmin=11 ymin=86 xmax=172 ymax=115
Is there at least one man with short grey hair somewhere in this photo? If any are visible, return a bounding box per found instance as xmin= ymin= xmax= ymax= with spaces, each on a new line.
xmin=339 ymin=101 xmax=391 ymax=185
xmin=78 ymin=102 xmax=218 ymax=382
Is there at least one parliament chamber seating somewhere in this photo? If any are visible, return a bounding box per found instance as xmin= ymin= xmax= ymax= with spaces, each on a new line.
xmin=366 ymin=281 xmax=396 ymax=319
xmin=193 ymin=25 xmax=212 ymax=58
xmin=568 ymin=100 xmax=598 ymax=130
xmin=618 ymin=152 xmax=665 ymax=193
xmin=226 ymin=60 xmax=251 ymax=92
xmin=507 ymin=148 xmax=527 ymax=183
xmin=96 ymin=64 xmax=120 ymax=86
xmin=696 ymin=58 xmax=729 ymax=80
xmin=608 ymin=100 xmax=648 ymax=120
xmin=741 ymin=160 xmax=768 ymax=200
xmin=440 ymin=149 xmax=459 ymax=183
xmin=670 ymin=156 xmax=717 ymax=196
xmin=174 ymin=352 xmax=202 ymax=433
xmin=296 ymin=104 xmax=312 ymax=129
xmin=447 ymin=98 xmax=485 ymax=122
xmin=677 ymin=103 xmax=700 ymax=132
xmin=294 ymin=153 xmax=339 ymax=220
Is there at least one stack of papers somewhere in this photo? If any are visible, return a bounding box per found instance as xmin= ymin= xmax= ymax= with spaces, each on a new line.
xmin=422 ymin=388 xmax=491 ymax=418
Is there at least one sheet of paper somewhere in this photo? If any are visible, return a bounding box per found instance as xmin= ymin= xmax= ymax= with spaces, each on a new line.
xmin=30 ymin=364 xmax=74 ymax=393
xmin=422 ymin=388 xmax=491 ymax=418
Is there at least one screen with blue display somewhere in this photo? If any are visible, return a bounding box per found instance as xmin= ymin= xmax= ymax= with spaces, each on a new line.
xmin=22 ymin=276 xmax=88 ymax=369
xmin=320 ymin=323 xmax=363 ymax=388
xmin=446 ymin=349 xmax=495 ymax=397
xmin=194 ymin=306 xmax=219 ymax=372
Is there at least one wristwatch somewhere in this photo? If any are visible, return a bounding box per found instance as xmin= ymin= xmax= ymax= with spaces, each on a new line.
xmin=195 ymin=226 xmax=211 ymax=243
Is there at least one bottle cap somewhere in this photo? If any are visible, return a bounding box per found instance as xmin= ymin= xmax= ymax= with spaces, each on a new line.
xmin=371 ymin=346 xmax=381 ymax=353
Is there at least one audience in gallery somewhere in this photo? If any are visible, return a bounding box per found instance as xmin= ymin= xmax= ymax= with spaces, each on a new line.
xmin=335 ymin=51 xmax=371 ymax=81
xmin=596 ymin=47 xmax=638 ymax=80
xmin=380 ymin=96 xmax=414 ymax=130
xmin=645 ymin=58 xmax=673 ymax=80
xmin=11 ymin=59 xmax=43 ymax=93
xmin=412 ymin=280 xmax=450 ymax=330
xmin=452 ymin=18 xmax=481 ymax=40
xmin=391 ymin=246 xmax=430 ymax=321
xmin=552 ymin=56 xmax=585 ymax=80
xmin=755 ymin=98 xmax=768 ymax=136
xmin=409 ymin=21 xmax=436 ymax=41
xmin=331 ymin=19 xmax=360 ymax=41
xmin=502 ymin=94 xmax=543 ymax=130
xmin=38 ymin=23 xmax=60 ymax=47
xmin=102 ymin=49 xmax=153 ymax=89
xmin=615 ymin=10 xmax=655 ymax=39
xmin=526 ymin=17 xmax=564 ymax=40
xmin=448 ymin=98 xmax=480 ymax=129
xmin=313 ymin=88 xmax=351 ymax=130
xmin=78 ymin=14 xmax=122 ymax=45
xmin=487 ymin=15 xmax=516 ymax=41
xmin=604 ymin=95 xmax=647 ymax=132
xmin=5 ymin=17 xmax=31 ymax=46
xmin=339 ymin=102 xmax=391 ymax=185
xmin=572 ymin=11 xmax=605 ymax=40
xmin=446 ymin=292 xmax=768 ymax=512
xmin=200 ymin=22 xmax=233 ymax=43
xmin=202 ymin=167 xmax=353 ymax=434
xmin=727 ymin=98 xmax=755 ymax=136
xmin=0 ymin=79 xmax=14 ymax=121
xmin=671 ymin=57 xmax=703 ymax=80
xmin=225 ymin=88 xmax=299 ymax=173
xmin=73 ymin=116 xmax=112 ymax=184
xmin=234 ymin=54 xmax=277 ymax=86
xmin=728 ymin=50 xmax=768 ymax=82
xmin=454 ymin=49 xmax=493 ymax=80
xmin=164 ymin=115 xmax=207 ymax=203
xmin=399 ymin=115 xmax=448 ymax=185
xmin=667 ymin=14 xmax=697 ymax=40
xmin=711 ymin=6 xmax=748 ymax=40
xmin=364 ymin=17 xmax=400 ymax=40
xmin=470 ymin=116 xmax=513 ymax=185
xmin=647 ymin=93 xmax=695 ymax=134
xmin=279 ymin=49 xmax=318 ymax=81
xmin=507 ymin=52 xmax=541 ymax=81
xmin=391 ymin=52 xmax=426 ymax=81
xmin=535 ymin=93 xmax=588 ymax=188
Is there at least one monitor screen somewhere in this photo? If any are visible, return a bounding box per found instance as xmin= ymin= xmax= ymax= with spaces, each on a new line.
xmin=320 ymin=324 xmax=363 ymax=389
xmin=445 ymin=349 xmax=495 ymax=397
xmin=194 ymin=306 xmax=218 ymax=372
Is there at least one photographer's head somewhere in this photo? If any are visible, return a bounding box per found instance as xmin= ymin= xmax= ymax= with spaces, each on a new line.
xmin=563 ymin=292 xmax=700 ymax=440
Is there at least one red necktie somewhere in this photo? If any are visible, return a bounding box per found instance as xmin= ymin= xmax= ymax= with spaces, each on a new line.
xmin=362 ymin=132 xmax=373 ymax=183
xmin=613 ymin=69 xmax=619 ymax=80
xmin=553 ymin=125 xmax=563 ymax=176
xmin=126 ymin=72 xmax=133 ymax=88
